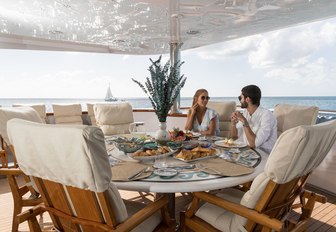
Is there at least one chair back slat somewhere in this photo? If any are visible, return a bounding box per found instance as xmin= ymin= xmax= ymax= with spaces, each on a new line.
xmin=36 ymin=178 xmax=80 ymax=231
xmin=36 ymin=177 xmax=117 ymax=231
xmin=67 ymin=186 xmax=107 ymax=231
xmin=246 ymin=174 xmax=309 ymax=231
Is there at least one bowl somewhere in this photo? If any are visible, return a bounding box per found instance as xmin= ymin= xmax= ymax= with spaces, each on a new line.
xmin=114 ymin=137 xmax=144 ymax=153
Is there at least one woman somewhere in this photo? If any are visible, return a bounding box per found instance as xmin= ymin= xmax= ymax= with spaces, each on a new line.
xmin=185 ymin=89 xmax=220 ymax=136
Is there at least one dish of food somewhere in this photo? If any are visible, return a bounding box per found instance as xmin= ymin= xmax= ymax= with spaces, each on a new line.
xmin=214 ymin=139 xmax=247 ymax=148
xmin=128 ymin=146 xmax=176 ymax=161
xmin=183 ymin=141 xmax=211 ymax=150
xmin=174 ymin=147 xmax=218 ymax=162
xmin=114 ymin=137 xmax=144 ymax=153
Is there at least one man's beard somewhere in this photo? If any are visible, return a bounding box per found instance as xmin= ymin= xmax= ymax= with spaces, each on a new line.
xmin=241 ymin=101 xmax=248 ymax=108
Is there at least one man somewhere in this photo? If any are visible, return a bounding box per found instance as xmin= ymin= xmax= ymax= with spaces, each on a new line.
xmin=230 ymin=85 xmax=277 ymax=154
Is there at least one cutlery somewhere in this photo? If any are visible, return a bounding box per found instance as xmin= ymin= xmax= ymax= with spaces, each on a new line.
xmin=196 ymin=163 xmax=222 ymax=175
xmin=166 ymin=164 xmax=195 ymax=170
xmin=127 ymin=167 xmax=150 ymax=180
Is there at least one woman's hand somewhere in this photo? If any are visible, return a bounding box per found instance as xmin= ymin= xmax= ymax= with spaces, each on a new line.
xmin=189 ymin=103 xmax=199 ymax=115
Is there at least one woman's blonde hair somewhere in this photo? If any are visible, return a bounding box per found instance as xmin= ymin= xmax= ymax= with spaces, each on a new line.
xmin=192 ymin=89 xmax=208 ymax=106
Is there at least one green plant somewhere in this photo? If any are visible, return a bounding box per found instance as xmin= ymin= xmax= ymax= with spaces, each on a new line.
xmin=132 ymin=55 xmax=187 ymax=122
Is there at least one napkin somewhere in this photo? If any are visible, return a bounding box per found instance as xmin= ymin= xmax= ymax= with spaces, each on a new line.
xmin=195 ymin=158 xmax=254 ymax=176
xmin=111 ymin=163 xmax=152 ymax=181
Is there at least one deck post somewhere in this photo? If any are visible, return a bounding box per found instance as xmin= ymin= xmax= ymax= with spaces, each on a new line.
xmin=169 ymin=0 xmax=182 ymax=114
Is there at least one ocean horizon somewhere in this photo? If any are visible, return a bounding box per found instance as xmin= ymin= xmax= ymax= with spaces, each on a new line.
xmin=0 ymin=96 xmax=336 ymax=113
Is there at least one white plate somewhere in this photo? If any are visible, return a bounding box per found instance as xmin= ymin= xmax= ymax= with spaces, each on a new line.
xmin=191 ymin=132 xmax=201 ymax=137
xmin=128 ymin=148 xmax=176 ymax=162
xmin=214 ymin=140 xmax=248 ymax=148
xmin=154 ymin=168 xmax=178 ymax=177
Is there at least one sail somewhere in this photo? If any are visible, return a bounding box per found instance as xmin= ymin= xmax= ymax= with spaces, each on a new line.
xmin=105 ymin=84 xmax=117 ymax=101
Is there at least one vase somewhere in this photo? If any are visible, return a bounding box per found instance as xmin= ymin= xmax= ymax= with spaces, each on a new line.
xmin=155 ymin=122 xmax=170 ymax=143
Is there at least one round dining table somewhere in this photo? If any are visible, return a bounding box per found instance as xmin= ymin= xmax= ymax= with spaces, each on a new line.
xmin=110 ymin=143 xmax=269 ymax=219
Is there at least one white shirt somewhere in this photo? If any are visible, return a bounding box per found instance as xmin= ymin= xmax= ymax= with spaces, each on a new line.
xmin=192 ymin=108 xmax=220 ymax=136
xmin=236 ymin=106 xmax=277 ymax=154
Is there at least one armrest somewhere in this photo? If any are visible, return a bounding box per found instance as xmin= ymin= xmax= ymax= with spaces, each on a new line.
xmin=17 ymin=204 xmax=45 ymax=232
xmin=116 ymin=195 xmax=174 ymax=231
xmin=0 ymin=167 xmax=24 ymax=175
xmin=189 ymin=192 xmax=283 ymax=231
xmin=302 ymin=189 xmax=327 ymax=203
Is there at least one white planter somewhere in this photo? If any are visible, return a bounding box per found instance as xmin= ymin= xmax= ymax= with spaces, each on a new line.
xmin=155 ymin=122 xmax=170 ymax=142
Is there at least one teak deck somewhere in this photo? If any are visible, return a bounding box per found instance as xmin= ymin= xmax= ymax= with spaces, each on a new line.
xmin=0 ymin=176 xmax=335 ymax=232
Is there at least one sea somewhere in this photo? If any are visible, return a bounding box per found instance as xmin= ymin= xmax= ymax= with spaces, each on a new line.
xmin=0 ymin=96 xmax=336 ymax=113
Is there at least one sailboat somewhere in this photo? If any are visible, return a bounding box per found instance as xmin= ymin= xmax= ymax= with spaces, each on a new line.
xmin=104 ymin=83 xmax=118 ymax=102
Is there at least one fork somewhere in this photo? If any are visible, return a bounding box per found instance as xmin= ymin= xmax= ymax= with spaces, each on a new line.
xmin=128 ymin=167 xmax=150 ymax=180
xmin=197 ymin=163 xmax=222 ymax=175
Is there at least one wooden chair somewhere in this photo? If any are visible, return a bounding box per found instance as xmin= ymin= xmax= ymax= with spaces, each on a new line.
xmin=207 ymin=101 xmax=236 ymax=137
xmin=180 ymin=119 xmax=336 ymax=232
xmin=0 ymin=107 xmax=43 ymax=232
xmin=274 ymin=103 xmax=319 ymax=137
xmin=52 ymin=104 xmax=84 ymax=124
xmin=8 ymin=119 xmax=175 ymax=232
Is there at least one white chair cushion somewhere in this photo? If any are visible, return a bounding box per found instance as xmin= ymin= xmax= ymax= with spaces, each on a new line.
xmin=107 ymin=183 xmax=128 ymax=223
xmin=0 ymin=107 xmax=43 ymax=144
xmin=13 ymin=104 xmax=46 ymax=122
xmin=87 ymin=103 xmax=97 ymax=125
xmin=94 ymin=103 xmax=134 ymax=135
xmin=207 ymin=101 xmax=236 ymax=137
xmin=265 ymin=119 xmax=336 ymax=184
xmin=7 ymin=119 xmax=111 ymax=192
xmin=124 ymin=200 xmax=162 ymax=232
xmin=196 ymin=188 xmax=244 ymax=232
xmin=52 ymin=104 xmax=83 ymax=124
xmin=274 ymin=104 xmax=319 ymax=136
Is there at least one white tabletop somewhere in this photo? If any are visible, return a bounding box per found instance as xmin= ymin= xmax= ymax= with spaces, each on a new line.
xmin=113 ymin=149 xmax=268 ymax=193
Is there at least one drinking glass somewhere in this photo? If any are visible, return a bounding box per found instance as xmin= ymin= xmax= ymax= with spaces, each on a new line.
xmin=154 ymin=156 xmax=167 ymax=169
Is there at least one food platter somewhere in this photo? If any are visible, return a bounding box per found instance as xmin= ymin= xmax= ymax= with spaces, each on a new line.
xmin=128 ymin=148 xmax=176 ymax=162
xmin=214 ymin=140 xmax=247 ymax=148
xmin=174 ymin=147 xmax=219 ymax=163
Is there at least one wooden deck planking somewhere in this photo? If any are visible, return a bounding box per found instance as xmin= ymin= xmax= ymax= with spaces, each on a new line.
xmin=1 ymin=177 xmax=336 ymax=231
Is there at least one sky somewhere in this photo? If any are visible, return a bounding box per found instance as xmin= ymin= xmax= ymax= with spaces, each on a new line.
xmin=0 ymin=17 xmax=335 ymax=99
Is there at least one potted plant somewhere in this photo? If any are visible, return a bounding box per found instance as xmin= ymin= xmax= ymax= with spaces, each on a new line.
xmin=132 ymin=55 xmax=187 ymax=141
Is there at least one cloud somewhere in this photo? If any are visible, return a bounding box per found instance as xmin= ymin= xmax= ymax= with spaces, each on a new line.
xmin=248 ymin=19 xmax=336 ymax=69
xmin=189 ymin=35 xmax=261 ymax=60
xmin=264 ymin=57 xmax=335 ymax=85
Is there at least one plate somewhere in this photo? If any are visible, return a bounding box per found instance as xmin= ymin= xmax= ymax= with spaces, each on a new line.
xmin=128 ymin=148 xmax=176 ymax=162
xmin=154 ymin=168 xmax=178 ymax=177
xmin=214 ymin=140 xmax=247 ymax=148
xmin=191 ymin=132 xmax=201 ymax=138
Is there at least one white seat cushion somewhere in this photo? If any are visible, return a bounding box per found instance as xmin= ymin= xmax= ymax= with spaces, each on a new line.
xmin=0 ymin=107 xmax=43 ymax=144
xmin=94 ymin=103 xmax=134 ymax=135
xmin=274 ymin=104 xmax=319 ymax=136
xmin=124 ymin=200 xmax=162 ymax=232
xmin=196 ymin=188 xmax=244 ymax=232
xmin=207 ymin=101 xmax=236 ymax=137
xmin=13 ymin=104 xmax=46 ymax=122
xmin=52 ymin=104 xmax=83 ymax=124
xmin=87 ymin=103 xmax=96 ymax=125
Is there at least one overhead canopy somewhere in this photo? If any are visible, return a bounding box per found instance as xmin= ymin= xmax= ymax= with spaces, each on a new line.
xmin=0 ymin=0 xmax=336 ymax=55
